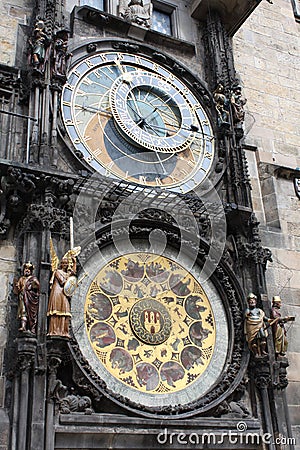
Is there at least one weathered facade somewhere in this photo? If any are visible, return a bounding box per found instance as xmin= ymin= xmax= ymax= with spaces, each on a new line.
xmin=0 ymin=0 xmax=299 ymax=449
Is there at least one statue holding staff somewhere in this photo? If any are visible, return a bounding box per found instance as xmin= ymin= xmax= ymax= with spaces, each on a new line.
xmin=14 ymin=262 xmax=40 ymax=334
xmin=271 ymin=296 xmax=295 ymax=356
xmin=47 ymin=236 xmax=81 ymax=338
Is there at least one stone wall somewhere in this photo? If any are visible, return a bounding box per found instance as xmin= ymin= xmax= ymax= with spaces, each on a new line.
xmin=234 ymin=0 xmax=300 ymax=442
xmin=0 ymin=0 xmax=33 ymax=66
xmin=0 ymin=242 xmax=16 ymax=450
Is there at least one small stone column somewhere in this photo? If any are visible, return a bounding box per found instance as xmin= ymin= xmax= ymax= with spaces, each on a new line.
xmin=16 ymin=336 xmax=37 ymax=450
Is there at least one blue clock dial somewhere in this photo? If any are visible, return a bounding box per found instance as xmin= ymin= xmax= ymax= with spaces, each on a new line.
xmin=109 ymin=70 xmax=195 ymax=153
xmin=61 ymin=52 xmax=215 ymax=193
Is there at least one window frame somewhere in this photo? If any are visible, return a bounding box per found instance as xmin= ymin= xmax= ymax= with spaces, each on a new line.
xmin=151 ymin=0 xmax=178 ymax=38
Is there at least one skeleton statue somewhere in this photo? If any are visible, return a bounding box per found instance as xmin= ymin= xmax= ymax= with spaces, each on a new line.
xmin=52 ymin=29 xmax=72 ymax=78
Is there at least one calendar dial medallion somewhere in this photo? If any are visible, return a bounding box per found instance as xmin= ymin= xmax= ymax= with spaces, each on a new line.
xmin=62 ymin=51 xmax=215 ymax=193
xmin=72 ymin=252 xmax=229 ymax=410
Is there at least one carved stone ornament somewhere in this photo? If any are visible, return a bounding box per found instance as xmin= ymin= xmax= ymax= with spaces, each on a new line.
xmin=17 ymin=335 xmax=37 ymax=372
xmin=252 ymin=359 xmax=271 ymax=390
xmin=0 ymin=69 xmax=21 ymax=90
xmin=0 ymin=165 xmax=75 ymax=239
xmin=112 ymin=42 xmax=140 ymax=53
xmin=19 ymin=203 xmax=68 ymax=234
xmin=87 ymin=43 xmax=97 ymax=53
xmin=236 ymin=214 xmax=272 ymax=267
xmin=0 ymin=168 xmax=39 ymax=237
xmin=118 ymin=0 xmax=153 ymax=28
xmin=277 ymin=358 xmax=289 ymax=389
xmin=213 ymin=378 xmax=251 ymax=419
xmin=52 ymin=379 xmax=94 ymax=414
xmin=18 ymin=354 xmax=34 ymax=372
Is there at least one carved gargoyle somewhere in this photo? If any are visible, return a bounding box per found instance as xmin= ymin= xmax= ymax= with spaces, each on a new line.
xmin=52 ymin=380 xmax=93 ymax=414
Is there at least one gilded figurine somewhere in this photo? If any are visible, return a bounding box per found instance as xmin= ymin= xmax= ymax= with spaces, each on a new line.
xmin=213 ymin=83 xmax=230 ymax=128
xmin=230 ymin=85 xmax=247 ymax=126
xmin=244 ymin=293 xmax=270 ymax=357
xmin=14 ymin=262 xmax=40 ymax=334
xmin=47 ymin=238 xmax=81 ymax=338
xmin=119 ymin=0 xmax=153 ymax=28
xmin=29 ymin=20 xmax=49 ymax=72
xmin=271 ymin=296 xmax=295 ymax=357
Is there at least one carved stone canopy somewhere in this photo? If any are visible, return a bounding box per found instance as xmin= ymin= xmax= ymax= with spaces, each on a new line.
xmin=191 ymin=0 xmax=261 ymax=35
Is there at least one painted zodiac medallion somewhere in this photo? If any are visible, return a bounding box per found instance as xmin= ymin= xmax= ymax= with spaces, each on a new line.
xmin=84 ymin=253 xmax=220 ymax=397
xmin=129 ymin=299 xmax=172 ymax=345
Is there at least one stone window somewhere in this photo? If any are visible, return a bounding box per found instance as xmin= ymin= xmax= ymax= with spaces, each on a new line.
xmin=80 ymin=0 xmax=105 ymax=10
xmin=151 ymin=1 xmax=177 ymax=37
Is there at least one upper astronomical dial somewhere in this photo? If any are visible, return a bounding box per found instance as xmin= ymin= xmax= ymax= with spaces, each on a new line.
xmin=109 ymin=70 xmax=196 ymax=153
xmin=61 ymin=51 xmax=215 ymax=193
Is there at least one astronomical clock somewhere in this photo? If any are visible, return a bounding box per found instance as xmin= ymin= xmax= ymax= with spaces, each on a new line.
xmin=2 ymin=1 xmax=293 ymax=448
xmin=61 ymin=45 xmax=243 ymax=417
xmin=61 ymin=50 xmax=215 ymax=194
xmin=61 ymin=41 xmax=246 ymax=418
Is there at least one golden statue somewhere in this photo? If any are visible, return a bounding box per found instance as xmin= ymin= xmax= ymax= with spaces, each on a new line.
xmin=47 ymin=238 xmax=81 ymax=338
xmin=271 ymin=296 xmax=295 ymax=356
xmin=244 ymin=293 xmax=270 ymax=357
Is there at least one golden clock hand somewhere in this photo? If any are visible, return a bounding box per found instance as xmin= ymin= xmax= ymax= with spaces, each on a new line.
xmin=114 ymin=59 xmax=133 ymax=83
xmin=143 ymin=122 xmax=177 ymax=136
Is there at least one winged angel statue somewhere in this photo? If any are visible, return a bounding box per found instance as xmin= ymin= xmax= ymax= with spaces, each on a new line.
xmin=47 ymin=238 xmax=81 ymax=337
xmin=119 ymin=0 xmax=153 ymax=28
